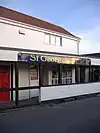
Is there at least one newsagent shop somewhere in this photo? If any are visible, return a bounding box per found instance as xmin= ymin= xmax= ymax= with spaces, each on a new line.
xmin=1 ymin=51 xmax=100 ymax=104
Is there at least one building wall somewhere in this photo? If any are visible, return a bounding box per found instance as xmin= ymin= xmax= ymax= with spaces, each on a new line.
xmin=12 ymin=63 xmax=30 ymax=88
xmin=19 ymin=63 xmax=29 ymax=87
xmin=85 ymin=68 xmax=89 ymax=82
xmin=0 ymin=49 xmax=17 ymax=61
xmin=41 ymin=82 xmax=100 ymax=101
xmin=91 ymin=58 xmax=100 ymax=65
xmin=72 ymin=68 xmax=75 ymax=83
xmin=0 ymin=18 xmax=78 ymax=54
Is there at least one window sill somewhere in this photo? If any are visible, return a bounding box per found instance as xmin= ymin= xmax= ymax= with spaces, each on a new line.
xmin=45 ymin=43 xmax=62 ymax=47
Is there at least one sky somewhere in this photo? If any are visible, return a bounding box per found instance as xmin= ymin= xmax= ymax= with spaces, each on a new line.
xmin=0 ymin=0 xmax=100 ymax=54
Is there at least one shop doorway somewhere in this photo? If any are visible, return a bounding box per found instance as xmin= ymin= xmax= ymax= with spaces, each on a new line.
xmin=80 ymin=66 xmax=85 ymax=83
xmin=0 ymin=66 xmax=10 ymax=102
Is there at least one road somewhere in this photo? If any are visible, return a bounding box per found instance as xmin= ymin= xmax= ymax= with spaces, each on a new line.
xmin=1 ymin=96 xmax=100 ymax=133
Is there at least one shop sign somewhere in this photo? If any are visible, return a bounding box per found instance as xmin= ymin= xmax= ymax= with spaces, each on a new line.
xmin=18 ymin=53 xmax=91 ymax=65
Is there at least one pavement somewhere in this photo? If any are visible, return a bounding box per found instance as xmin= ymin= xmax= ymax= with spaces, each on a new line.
xmin=1 ymin=96 xmax=100 ymax=133
xmin=0 ymin=97 xmax=38 ymax=111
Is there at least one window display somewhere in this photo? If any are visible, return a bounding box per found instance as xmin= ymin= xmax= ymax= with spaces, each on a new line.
xmin=62 ymin=68 xmax=72 ymax=84
xmin=52 ymin=70 xmax=58 ymax=85
xmin=30 ymin=65 xmax=38 ymax=80
xmin=51 ymin=67 xmax=72 ymax=85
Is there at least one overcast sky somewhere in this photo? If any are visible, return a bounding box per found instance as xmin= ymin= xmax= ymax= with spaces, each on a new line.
xmin=0 ymin=0 xmax=100 ymax=54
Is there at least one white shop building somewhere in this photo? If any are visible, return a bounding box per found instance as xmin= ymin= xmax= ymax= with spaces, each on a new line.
xmin=0 ymin=6 xmax=100 ymax=104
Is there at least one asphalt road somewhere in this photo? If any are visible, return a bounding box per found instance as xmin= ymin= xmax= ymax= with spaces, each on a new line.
xmin=1 ymin=96 xmax=100 ymax=133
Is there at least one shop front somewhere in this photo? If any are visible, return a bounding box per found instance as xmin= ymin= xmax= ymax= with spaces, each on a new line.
xmin=3 ymin=52 xmax=100 ymax=105
xmin=17 ymin=53 xmax=91 ymax=102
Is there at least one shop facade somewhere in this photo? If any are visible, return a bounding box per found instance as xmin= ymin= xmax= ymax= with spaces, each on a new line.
xmin=0 ymin=7 xmax=100 ymax=106
xmin=0 ymin=51 xmax=91 ymax=102
xmin=1 ymin=51 xmax=100 ymax=104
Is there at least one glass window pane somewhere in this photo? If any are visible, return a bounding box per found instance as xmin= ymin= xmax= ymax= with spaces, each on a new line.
xmin=56 ymin=36 xmax=60 ymax=45
xmin=67 ymin=78 xmax=72 ymax=84
xmin=45 ymin=34 xmax=50 ymax=44
xmin=60 ymin=37 xmax=62 ymax=46
xmin=67 ymin=71 xmax=72 ymax=77
xmin=62 ymin=71 xmax=67 ymax=78
xmin=66 ymin=79 xmax=68 ymax=84
xmin=30 ymin=65 xmax=38 ymax=80
xmin=51 ymin=35 xmax=56 ymax=44
xmin=55 ymin=79 xmax=58 ymax=84
xmin=52 ymin=70 xmax=58 ymax=78
xmin=64 ymin=79 xmax=66 ymax=84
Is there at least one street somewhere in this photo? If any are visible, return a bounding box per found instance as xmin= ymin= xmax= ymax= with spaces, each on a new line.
xmin=1 ymin=96 xmax=100 ymax=133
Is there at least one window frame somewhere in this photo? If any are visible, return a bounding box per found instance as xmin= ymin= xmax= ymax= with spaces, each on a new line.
xmin=44 ymin=33 xmax=50 ymax=44
xmin=62 ymin=68 xmax=72 ymax=85
xmin=52 ymin=70 xmax=59 ymax=85
xmin=44 ymin=33 xmax=62 ymax=46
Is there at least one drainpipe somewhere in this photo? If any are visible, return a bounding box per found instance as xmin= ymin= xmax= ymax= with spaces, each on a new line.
xmin=77 ymin=39 xmax=80 ymax=55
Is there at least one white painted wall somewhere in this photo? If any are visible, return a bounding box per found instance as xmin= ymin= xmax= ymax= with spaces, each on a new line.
xmin=19 ymin=63 xmax=29 ymax=87
xmin=91 ymin=58 xmax=100 ymax=65
xmin=41 ymin=82 xmax=100 ymax=101
xmin=72 ymin=68 xmax=75 ymax=83
xmin=85 ymin=68 xmax=89 ymax=82
xmin=62 ymin=38 xmax=77 ymax=54
xmin=0 ymin=49 xmax=17 ymax=61
xmin=0 ymin=19 xmax=78 ymax=54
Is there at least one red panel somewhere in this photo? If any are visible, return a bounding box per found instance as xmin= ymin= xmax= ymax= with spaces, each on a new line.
xmin=0 ymin=73 xmax=3 ymax=101
xmin=0 ymin=72 xmax=10 ymax=101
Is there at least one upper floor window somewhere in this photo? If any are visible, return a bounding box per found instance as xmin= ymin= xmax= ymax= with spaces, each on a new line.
xmin=44 ymin=33 xmax=50 ymax=44
xmin=44 ymin=33 xmax=62 ymax=46
xmin=51 ymin=35 xmax=56 ymax=45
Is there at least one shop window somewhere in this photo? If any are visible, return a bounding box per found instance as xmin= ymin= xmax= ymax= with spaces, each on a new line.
xmin=93 ymin=69 xmax=100 ymax=82
xmin=51 ymin=67 xmax=72 ymax=85
xmin=52 ymin=70 xmax=58 ymax=85
xmin=90 ymin=67 xmax=100 ymax=82
xmin=29 ymin=65 xmax=38 ymax=80
xmin=62 ymin=69 xmax=72 ymax=84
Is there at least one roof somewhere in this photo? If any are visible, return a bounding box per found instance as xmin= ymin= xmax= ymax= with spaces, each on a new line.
xmin=0 ymin=6 xmax=79 ymax=39
xmin=81 ymin=53 xmax=100 ymax=58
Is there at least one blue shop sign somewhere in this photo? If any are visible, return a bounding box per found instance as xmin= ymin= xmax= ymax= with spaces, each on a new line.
xmin=18 ymin=53 xmax=91 ymax=65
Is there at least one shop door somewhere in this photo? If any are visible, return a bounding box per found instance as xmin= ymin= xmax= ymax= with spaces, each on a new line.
xmin=80 ymin=67 xmax=85 ymax=83
xmin=0 ymin=72 xmax=10 ymax=101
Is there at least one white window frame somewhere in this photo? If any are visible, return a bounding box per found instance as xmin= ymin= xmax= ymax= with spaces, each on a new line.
xmin=50 ymin=35 xmax=56 ymax=45
xmin=56 ymin=36 xmax=60 ymax=46
xmin=44 ymin=33 xmax=50 ymax=44
xmin=51 ymin=70 xmax=58 ymax=85
xmin=62 ymin=68 xmax=72 ymax=84
xmin=44 ymin=33 xmax=62 ymax=46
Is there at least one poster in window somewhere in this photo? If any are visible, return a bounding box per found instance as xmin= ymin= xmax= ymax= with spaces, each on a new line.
xmin=30 ymin=68 xmax=38 ymax=80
